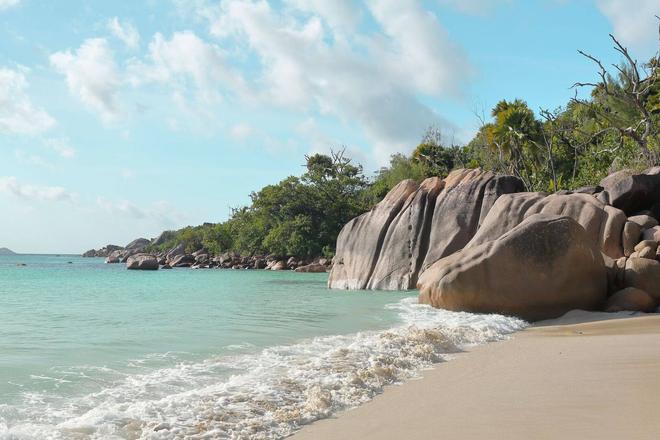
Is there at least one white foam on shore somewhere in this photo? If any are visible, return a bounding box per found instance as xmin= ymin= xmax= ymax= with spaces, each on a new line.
xmin=0 ymin=298 xmax=527 ymax=440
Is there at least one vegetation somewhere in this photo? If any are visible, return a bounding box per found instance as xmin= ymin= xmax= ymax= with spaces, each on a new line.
xmin=148 ymin=29 xmax=659 ymax=259
xmin=147 ymin=150 xmax=371 ymax=259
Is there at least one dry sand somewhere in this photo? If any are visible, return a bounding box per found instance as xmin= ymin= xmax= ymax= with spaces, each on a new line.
xmin=291 ymin=311 xmax=660 ymax=440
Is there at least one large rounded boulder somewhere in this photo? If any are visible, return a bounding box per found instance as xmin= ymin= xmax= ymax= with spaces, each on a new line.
xmin=599 ymin=167 xmax=660 ymax=215
xmin=605 ymin=287 xmax=657 ymax=313
xmin=126 ymin=254 xmax=159 ymax=270
xmin=623 ymin=258 xmax=660 ymax=300
xmin=467 ymin=192 xmax=627 ymax=259
xmin=418 ymin=214 xmax=607 ymax=321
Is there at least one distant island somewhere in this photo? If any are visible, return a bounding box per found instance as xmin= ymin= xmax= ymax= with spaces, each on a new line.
xmin=0 ymin=247 xmax=17 ymax=255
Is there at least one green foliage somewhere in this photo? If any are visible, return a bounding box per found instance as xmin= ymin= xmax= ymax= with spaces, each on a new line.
xmin=370 ymin=154 xmax=426 ymax=201
xmin=263 ymin=215 xmax=314 ymax=257
xmin=152 ymin=149 xmax=371 ymax=258
xmin=369 ymin=127 xmax=471 ymax=199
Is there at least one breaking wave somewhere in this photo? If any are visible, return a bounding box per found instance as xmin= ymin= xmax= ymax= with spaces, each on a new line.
xmin=0 ymin=298 xmax=527 ymax=439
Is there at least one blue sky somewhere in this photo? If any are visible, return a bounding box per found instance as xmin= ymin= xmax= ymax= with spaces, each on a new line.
xmin=0 ymin=0 xmax=658 ymax=253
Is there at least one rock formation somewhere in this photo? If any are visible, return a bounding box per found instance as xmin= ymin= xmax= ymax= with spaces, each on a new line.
xmin=417 ymin=214 xmax=607 ymax=321
xmin=295 ymin=262 xmax=328 ymax=273
xmin=330 ymin=167 xmax=660 ymax=320
xmin=126 ymin=254 xmax=159 ymax=270
xmin=0 ymin=247 xmax=17 ymax=255
xmin=466 ymin=192 xmax=627 ymax=259
xmin=329 ymin=169 xmax=524 ymax=290
xmin=82 ymin=244 xmax=122 ymax=258
xmin=599 ymin=167 xmax=660 ymax=215
xmin=605 ymin=287 xmax=657 ymax=313
xmin=328 ymin=179 xmax=419 ymax=289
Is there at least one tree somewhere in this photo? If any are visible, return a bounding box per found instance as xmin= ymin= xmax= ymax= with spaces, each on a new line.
xmin=370 ymin=154 xmax=426 ymax=201
xmin=469 ymin=99 xmax=547 ymax=190
xmin=411 ymin=126 xmax=458 ymax=177
xmin=572 ymin=32 xmax=660 ymax=166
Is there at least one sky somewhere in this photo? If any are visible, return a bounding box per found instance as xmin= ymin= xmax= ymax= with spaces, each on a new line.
xmin=0 ymin=0 xmax=658 ymax=254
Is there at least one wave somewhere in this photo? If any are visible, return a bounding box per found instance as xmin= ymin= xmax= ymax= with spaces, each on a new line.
xmin=0 ymin=298 xmax=527 ymax=440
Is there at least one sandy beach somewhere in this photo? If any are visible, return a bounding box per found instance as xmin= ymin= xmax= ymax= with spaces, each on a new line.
xmin=291 ymin=311 xmax=660 ymax=440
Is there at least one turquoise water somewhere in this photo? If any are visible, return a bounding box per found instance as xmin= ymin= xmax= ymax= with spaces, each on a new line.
xmin=0 ymin=254 xmax=526 ymax=439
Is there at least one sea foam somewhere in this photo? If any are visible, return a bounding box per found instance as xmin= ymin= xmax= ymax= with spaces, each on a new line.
xmin=0 ymin=298 xmax=527 ymax=440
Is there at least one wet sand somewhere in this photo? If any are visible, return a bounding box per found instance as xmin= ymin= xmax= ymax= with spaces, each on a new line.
xmin=291 ymin=311 xmax=660 ymax=440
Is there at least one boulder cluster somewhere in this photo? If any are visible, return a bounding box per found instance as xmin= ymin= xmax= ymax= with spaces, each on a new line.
xmin=81 ymin=244 xmax=124 ymax=258
xmin=83 ymin=238 xmax=152 ymax=264
xmin=330 ymin=168 xmax=660 ymax=321
xmin=84 ymin=240 xmax=330 ymax=272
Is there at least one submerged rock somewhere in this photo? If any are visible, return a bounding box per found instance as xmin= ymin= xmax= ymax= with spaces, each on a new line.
xmin=417 ymin=214 xmax=607 ymax=321
xmin=295 ymin=263 xmax=327 ymax=273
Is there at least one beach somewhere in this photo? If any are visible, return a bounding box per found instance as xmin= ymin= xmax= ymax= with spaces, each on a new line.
xmin=292 ymin=311 xmax=660 ymax=440
xmin=0 ymin=255 xmax=526 ymax=439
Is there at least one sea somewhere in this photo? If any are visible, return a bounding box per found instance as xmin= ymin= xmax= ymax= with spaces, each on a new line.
xmin=0 ymin=254 xmax=527 ymax=439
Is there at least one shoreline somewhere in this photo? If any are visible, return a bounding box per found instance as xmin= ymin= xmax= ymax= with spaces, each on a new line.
xmin=290 ymin=310 xmax=660 ymax=440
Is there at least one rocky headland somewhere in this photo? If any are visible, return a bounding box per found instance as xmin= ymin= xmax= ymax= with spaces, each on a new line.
xmin=330 ymin=167 xmax=660 ymax=321
xmin=83 ymin=238 xmax=331 ymax=272
xmin=83 ymin=166 xmax=660 ymax=321
xmin=0 ymin=247 xmax=17 ymax=255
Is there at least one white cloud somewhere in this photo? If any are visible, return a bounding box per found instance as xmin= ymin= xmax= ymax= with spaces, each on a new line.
xmin=96 ymin=196 xmax=186 ymax=226
xmin=128 ymin=31 xmax=246 ymax=105
xmin=283 ymin=0 xmax=361 ymax=31
xmin=44 ymin=137 xmax=76 ymax=158
xmin=14 ymin=150 xmax=51 ymax=168
xmin=597 ymin=0 xmax=659 ymax=50
xmin=437 ymin=0 xmax=512 ymax=15
xmin=205 ymin=0 xmax=471 ymax=163
xmin=50 ymin=38 xmax=121 ymax=122
xmin=367 ymin=0 xmax=471 ymax=96
xmin=0 ymin=67 xmax=55 ymax=135
xmin=229 ymin=122 xmax=253 ymax=141
xmin=96 ymin=196 xmax=146 ymax=219
xmin=0 ymin=0 xmax=19 ymax=11
xmin=0 ymin=176 xmax=74 ymax=202
xmin=43 ymin=1 xmax=470 ymax=161
xmin=107 ymin=17 xmax=140 ymax=50
xmin=296 ymin=117 xmax=371 ymax=166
